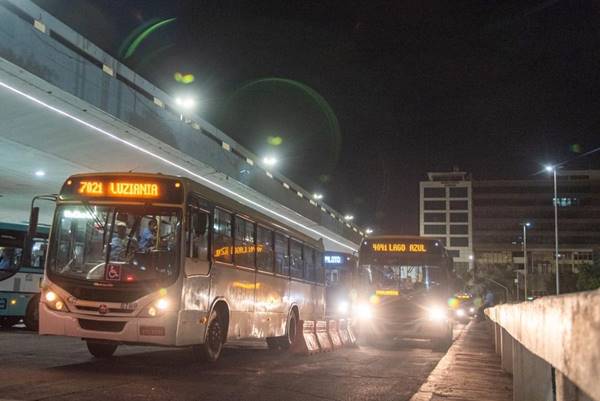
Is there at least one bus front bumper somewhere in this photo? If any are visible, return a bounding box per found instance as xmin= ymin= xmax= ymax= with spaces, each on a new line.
xmin=39 ymin=303 xmax=179 ymax=346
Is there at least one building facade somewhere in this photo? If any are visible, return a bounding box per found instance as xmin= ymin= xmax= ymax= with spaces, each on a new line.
xmin=419 ymin=171 xmax=473 ymax=271
xmin=420 ymin=170 xmax=600 ymax=295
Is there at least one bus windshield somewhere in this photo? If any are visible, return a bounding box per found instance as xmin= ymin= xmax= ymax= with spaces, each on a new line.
xmin=49 ymin=205 xmax=180 ymax=285
xmin=369 ymin=264 xmax=446 ymax=293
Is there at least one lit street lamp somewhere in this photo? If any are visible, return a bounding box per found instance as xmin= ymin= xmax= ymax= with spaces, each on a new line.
xmin=175 ymin=95 xmax=196 ymax=110
xmin=344 ymin=215 xmax=354 ymax=221
xmin=545 ymin=165 xmax=560 ymax=295
xmin=262 ymin=156 xmax=278 ymax=167
xmin=365 ymin=228 xmax=374 ymax=235
xmin=313 ymin=193 xmax=323 ymax=200
xmin=521 ymin=222 xmax=531 ymax=299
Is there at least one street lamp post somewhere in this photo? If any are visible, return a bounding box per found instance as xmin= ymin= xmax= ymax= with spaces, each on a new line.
xmin=545 ymin=165 xmax=560 ymax=295
xmin=521 ymin=222 xmax=531 ymax=299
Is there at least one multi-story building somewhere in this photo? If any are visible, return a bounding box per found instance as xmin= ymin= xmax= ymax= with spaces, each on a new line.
xmin=420 ymin=170 xmax=600 ymax=295
xmin=419 ymin=171 xmax=473 ymax=271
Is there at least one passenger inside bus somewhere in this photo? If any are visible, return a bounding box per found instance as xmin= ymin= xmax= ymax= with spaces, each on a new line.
xmin=110 ymin=221 xmax=137 ymax=261
xmin=138 ymin=218 xmax=157 ymax=252
xmin=0 ymin=247 xmax=17 ymax=271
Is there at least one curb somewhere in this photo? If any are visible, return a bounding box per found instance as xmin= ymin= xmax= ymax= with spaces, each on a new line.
xmin=409 ymin=322 xmax=470 ymax=401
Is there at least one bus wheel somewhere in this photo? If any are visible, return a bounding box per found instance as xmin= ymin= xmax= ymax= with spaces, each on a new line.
xmin=194 ymin=309 xmax=225 ymax=362
xmin=284 ymin=311 xmax=298 ymax=347
xmin=86 ymin=341 xmax=118 ymax=358
xmin=0 ymin=316 xmax=20 ymax=328
xmin=24 ymin=295 xmax=40 ymax=331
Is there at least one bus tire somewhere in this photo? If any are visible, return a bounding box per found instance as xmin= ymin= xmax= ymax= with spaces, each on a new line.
xmin=86 ymin=341 xmax=118 ymax=358
xmin=24 ymin=295 xmax=40 ymax=331
xmin=0 ymin=316 xmax=20 ymax=328
xmin=266 ymin=309 xmax=298 ymax=350
xmin=194 ymin=309 xmax=225 ymax=362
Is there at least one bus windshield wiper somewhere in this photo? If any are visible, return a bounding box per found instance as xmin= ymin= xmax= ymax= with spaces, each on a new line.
xmin=81 ymin=201 xmax=105 ymax=231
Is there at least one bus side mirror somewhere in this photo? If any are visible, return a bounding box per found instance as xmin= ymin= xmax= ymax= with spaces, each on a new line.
xmin=22 ymin=207 xmax=40 ymax=267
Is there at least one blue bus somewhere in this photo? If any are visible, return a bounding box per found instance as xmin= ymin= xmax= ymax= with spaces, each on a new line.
xmin=0 ymin=222 xmax=49 ymax=330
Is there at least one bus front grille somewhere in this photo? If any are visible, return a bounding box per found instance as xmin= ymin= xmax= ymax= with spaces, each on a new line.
xmin=78 ymin=319 xmax=126 ymax=332
xmin=62 ymin=284 xmax=150 ymax=303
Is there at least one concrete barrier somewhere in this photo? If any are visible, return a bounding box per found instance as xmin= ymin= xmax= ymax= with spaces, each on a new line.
xmin=328 ymin=320 xmax=343 ymax=349
xmin=486 ymin=288 xmax=600 ymax=401
xmin=346 ymin=318 xmax=358 ymax=346
xmin=315 ymin=320 xmax=333 ymax=351
xmin=338 ymin=319 xmax=351 ymax=345
xmin=290 ymin=320 xmax=320 ymax=355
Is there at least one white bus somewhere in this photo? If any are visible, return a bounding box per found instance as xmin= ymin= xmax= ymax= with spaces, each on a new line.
xmin=37 ymin=173 xmax=326 ymax=361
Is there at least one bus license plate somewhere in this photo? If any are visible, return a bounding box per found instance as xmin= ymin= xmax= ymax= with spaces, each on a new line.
xmin=0 ymin=298 xmax=6 ymax=309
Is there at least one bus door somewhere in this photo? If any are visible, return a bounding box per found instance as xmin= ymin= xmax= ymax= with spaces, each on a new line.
xmin=178 ymin=196 xmax=211 ymax=345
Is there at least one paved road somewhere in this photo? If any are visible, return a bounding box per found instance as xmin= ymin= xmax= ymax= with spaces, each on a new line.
xmin=0 ymin=325 xmax=463 ymax=401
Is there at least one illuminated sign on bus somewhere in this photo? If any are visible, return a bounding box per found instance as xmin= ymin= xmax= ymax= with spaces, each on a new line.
xmin=78 ymin=181 xmax=160 ymax=198
xmin=324 ymin=255 xmax=343 ymax=264
xmin=371 ymin=242 xmax=427 ymax=253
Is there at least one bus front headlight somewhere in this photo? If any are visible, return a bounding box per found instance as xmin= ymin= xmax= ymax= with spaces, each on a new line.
xmin=337 ymin=301 xmax=349 ymax=315
xmin=455 ymin=308 xmax=465 ymax=318
xmin=44 ymin=290 xmax=69 ymax=312
xmin=355 ymin=303 xmax=373 ymax=320
xmin=427 ymin=306 xmax=447 ymax=322
xmin=141 ymin=298 xmax=170 ymax=318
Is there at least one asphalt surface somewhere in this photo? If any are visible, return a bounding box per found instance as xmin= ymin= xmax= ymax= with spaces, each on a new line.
xmin=0 ymin=325 xmax=463 ymax=401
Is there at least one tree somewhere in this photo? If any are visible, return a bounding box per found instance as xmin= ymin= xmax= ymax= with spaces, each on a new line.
xmin=576 ymin=263 xmax=600 ymax=291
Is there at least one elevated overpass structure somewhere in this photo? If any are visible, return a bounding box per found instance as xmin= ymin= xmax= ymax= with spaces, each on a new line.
xmin=0 ymin=0 xmax=361 ymax=252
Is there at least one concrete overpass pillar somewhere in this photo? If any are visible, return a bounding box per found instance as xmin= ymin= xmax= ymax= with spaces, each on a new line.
xmin=500 ymin=327 xmax=513 ymax=374
xmin=512 ymin=340 xmax=553 ymax=401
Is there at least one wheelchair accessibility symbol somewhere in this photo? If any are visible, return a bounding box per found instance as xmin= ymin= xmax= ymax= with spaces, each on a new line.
xmin=105 ymin=264 xmax=121 ymax=281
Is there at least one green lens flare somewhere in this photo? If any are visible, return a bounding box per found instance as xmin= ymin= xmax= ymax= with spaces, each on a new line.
xmin=267 ymin=136 xmax=283 ymax=146
xmin=230 ymin=77 xmax=342 ymax=163
xmin=120 ymin=17 xmax=176 ymax=59
xmin=174 ymin=73 xmax=195 ymax=84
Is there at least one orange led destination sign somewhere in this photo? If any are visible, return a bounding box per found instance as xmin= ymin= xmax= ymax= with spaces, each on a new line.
xmin=78 ymin=181 xmax=160 ymax=198
xmin=371 ymin=242 xmax=427 ymax=253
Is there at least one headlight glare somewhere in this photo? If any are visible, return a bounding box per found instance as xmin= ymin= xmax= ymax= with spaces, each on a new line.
xmin=44 ymin=290 xmax=69 ymax=312
xmin=355 ymin=302 xmax=373 ymax=320
xmin=337 ymin=301 xmax=349 ymax=315
xmin=428 ymin=306 xmax=447 ymax=322
xmin=156 ymin=298 xmax=169 ymax=311
xmin=45 ymin=291 xmax=57 ymax=302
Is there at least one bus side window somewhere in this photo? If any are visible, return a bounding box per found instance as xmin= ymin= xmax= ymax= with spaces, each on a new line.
xmin=290 ymin=240 xmax=304 ymax=279
xmin=234 ymin=216 xmax=255 ymax=268
xmin=304 ymin=245 xmax=316 ymax=282
xmin=274 ymin=233 xmax=289 ymax=276
xmin=257 ymin=226 xmax=274 ymax=272
xmin=213 ymin=208 xmax=233 ymax=264
xmin=185 ymin=205 xmax=210 ymax=276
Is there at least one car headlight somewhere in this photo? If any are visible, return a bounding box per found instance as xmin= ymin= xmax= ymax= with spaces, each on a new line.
xmin=355 ymin=302 xmax=373 ymax=320
xmin=455 ymin=308 xmax=465 ymax=317
xmin=337 ymin=301 xmax=349 ymax=315
xmin=140 ymin=297 xmax=170 ymax=318
xmin=427 ymin=306 xmax=447 ymax=322
xmin=44 ymin=290 xmax=69 ymax=312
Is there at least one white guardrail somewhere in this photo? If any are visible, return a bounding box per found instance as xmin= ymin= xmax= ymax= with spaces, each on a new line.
xmin=486 ymin=289 xmax=600 ymax=401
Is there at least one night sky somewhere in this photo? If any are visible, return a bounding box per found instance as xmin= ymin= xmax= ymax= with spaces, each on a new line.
xmin=33 ymin=0 xmax=600 ymax=233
